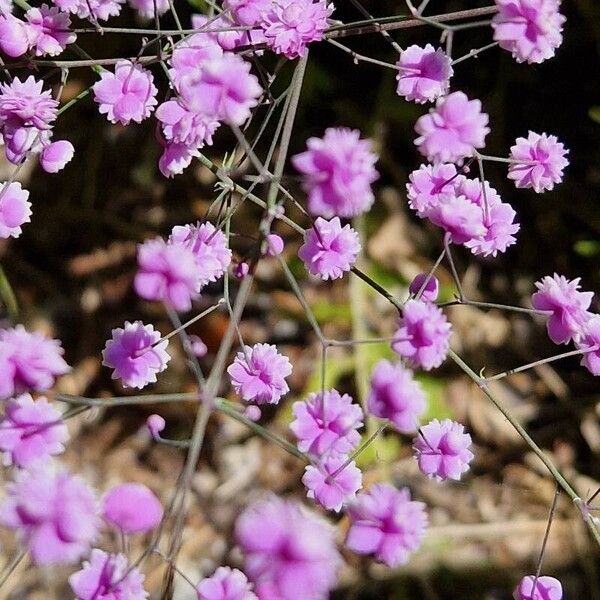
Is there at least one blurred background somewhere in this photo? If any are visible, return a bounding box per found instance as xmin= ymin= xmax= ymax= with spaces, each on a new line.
xmin=1 ymin=0 xmax=600 ymax=597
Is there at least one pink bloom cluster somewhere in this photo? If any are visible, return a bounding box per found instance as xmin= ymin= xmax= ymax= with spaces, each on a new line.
xmin=227 ymin=343 xmax=293 ymax=405
xmin=102 ymin=482 xmax=163 ymax=533
xmin=102 ymin=321 xmax=170 ymax=389
xmin=396 ymin=44 xmax=453 ymax=104
xmin=0 ymin=393 xmax=68 ymax=467
xmin=367 ymin=359 xmax=426 ymax=433
xmin=260 ymin=0 xmax=333 ymax=59
xmin=406 ymin=164 xmax=520 ymax=257
xmin=298 ymin=217 xmax=360 ymax=280
xmin=508 ymin=131 xmax=569 ymax=192
xmin=346 ymin=483 xmax=428 ymax=567
xmin=0 ymin=325 xmax=69 ymax=399
xmin=414 ymin=419 xmax=474 ymax=481
xmin=134 ymin=221 xmax=231 ymax=311
xmin=0 ymin=5 xmax=76 ymax=58
xmin=235 ymin=496 xmax=341 ymax=600
xmin=414 ymin=91 xmax=490 ymax=164
xmin=514 ymin=575 xmax=563 ymax=600
xmin=292 ymin=127 xmax=379 ymax=218
xmin=492 ymin=0 xmax=565 ymax=64
xmin=0 ymin=181 xmax=31 ymax=239
xmin=0 ymin=462 xmax=100 ymax=565
xmin=53 ymin=0 xmax=124 ymax=21
xmin=69 ymin=549 xmax=148 ymax=599
xmin=0 ymin=76 xmax=74 ymax=171
xmin=197 ymin=566 xmax=257 ymax=600
xmin=392 ymin=299 xmax=452 ymax=370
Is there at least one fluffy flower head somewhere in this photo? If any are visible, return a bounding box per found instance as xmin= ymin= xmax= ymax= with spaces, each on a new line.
xmin=0 ymin=181 xmax=31 ymax=238
xmin=0 ymin=75 xmax=57 ymax=129
xmin=576 ymin=316 xmax=600 ymax=377
xmin=26 ymin=5 xmax=76 ymax=56
xmin=102 ymin=482 xmax=163 ymax=533
xmin=196 ymin=566 xmax=257 ymax=600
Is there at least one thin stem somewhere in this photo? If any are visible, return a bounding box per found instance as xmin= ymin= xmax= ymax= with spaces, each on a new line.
xmin=0 ymin=550 xmax=26 ymax=590
xmin=327 ymin=39 xmax=399 ymax=69
xmin=451 ymin=41 xmax=499 ymax=65
xmin=438 ymin=299 xmax=552 ymax=316
xmin=444 ymin=234 xmax=465 ymax=300
xmin=534 ymin=486 xmax=560 ymax=582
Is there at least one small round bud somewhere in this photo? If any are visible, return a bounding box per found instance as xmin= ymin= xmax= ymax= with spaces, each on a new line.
xmin=243 ymin=405 xmax=262 ymax=421
xmin=146 ymin=413 xmax=165 ymax=439
xmin=234 ymin=262 xmax=249 ymax=279
xmin=40 ymin=140 xmax=74 ymax=173
xmin=409 ymin=273 xmax=439 ymax=302
xmin=265 ymin=233 xmax=284 ymax=257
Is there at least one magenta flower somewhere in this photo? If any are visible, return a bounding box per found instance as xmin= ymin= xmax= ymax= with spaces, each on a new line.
xmin=531 ymin=274 xmax=593 ymax=344
xmin=235 ymin=496 xmax=341 ymax=600
xmin=396 ymin=44 xmax=453 ymax=104
xmin=102 ymin=321 xmax=170 ymax=389
xmin=169 ymin=222 xmax=232 ymax=288
xmin=53 ymin=0 xmax=124 ymax=21
xmin=508 ymin=131 xmax=569 ymax=193
xmin=0 ymin=394 xmax=68 ymax=467
xmin=0 ymin=325 xmax=69 ymax=399
xmin=406 ymin=162 xmax=458 ymax=217
xmin=346 ymin=483 xmax=428 ymax=567
xmin=514 ymin=575 xmax=563 ymax=600
xmin=392 ymin=300 xmax=452 ymax=371
xmin=69 ymin=549 xmax=148 ymax=600
xmin=227 ymin=343 xmax=292 ymax=405
xmin=292 ymin=127 xmax=379 ymax=217
xmin=427 ymin=192 xmax=486 ymax=245
xmin=0 ymin=15 xmax=32 ymax=57
xmin=290 ymin=389 xmax=364 ymax=458
xmin=0 ymin=463 xmax=100 ymax=565
xmin=298 ymin=217 xmax=360 ymax=280
xmin=134 ymin=237 xmax=200 ymax=311
xmin=414 ymin=418 xmax=474 ymax=481
xmin=197 ymin=566 xmax=257 ymax=600
xmin=40 ymin=139 xmax=74 ymax=172
xmin=302 ymin=456 xmax=362 ymax=512
xmin=102 ymin=482 xmax=163 ymax=533
xmin=224 ymin=0 xmax=270 ymax=26
xmin=93 ymin=60 xmax=157 ymax=125
xmin=409 ymin=273 xmax=439 ymax=302
xmin=577 ymin=316 xmax=600 ymax=377
xmin=265 ymin=233 xmax=284 ymax=257
xmin=260 ymin=0 xmax=332 ymax=59
xmin=0 ymin=75 xmax=58 ymax=130
xmin=367 ymin=360 xmax=426 ymax=433
xmin=492 ymin=0 xmax=565 ymax=64
xmin=128 ymin=0 xmax=169 ymax=18
xmin=25 ymin=4 xmax=76 ymax=56
xmin=158 ymin=139 xmax=199 ymax=178
xmin=179 ymin=53 xmax=262 ymax=126
xmin=168 ymin=31 xmax=223 ymax=86
xmin=0 ymin=181 xmax=31 ymax=238
xmin=414 ymin=91 xmax=490 ymax=163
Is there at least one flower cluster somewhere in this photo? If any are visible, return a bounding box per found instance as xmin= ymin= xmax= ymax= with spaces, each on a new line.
xmin=514 ymin=575 xmax=563 ymax=600
xmin=102 ymin=482 xmax=163 ymax=533
xmin=196 ymin=566 xmax=257 ymax=600
xmin=0 ymin=181 xmax=31 ymax=239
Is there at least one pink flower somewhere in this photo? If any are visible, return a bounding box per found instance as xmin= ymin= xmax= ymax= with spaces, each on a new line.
xmin=492 ymin=0 xmax=565 ymax=64
xmin=52 ymin=0 xmax=124 ymax=21
xmin=414 ymin=91 xmax=490 ymax=163
xmin=290 ymin=389 xmax=364 ymax=458
xmin=146 ymin=413 xmax=166 ymax=438
xmin=158 ymin=139 xmax=199 ymax=178
xmin=196 ymin=566 xmax=257 ymax=600
xmin=298 ymin=217 xmax=360 ymax=280
xmin=427 ymin=192 xmax=487 ymax=245
xmin=224 ymin=0 xmax=270 ymax=26
xmin=25 ymin=4 xmax=76 ymax=56
xmin=169 ymin=222 xmax=232 ymax=288
xmin=188 ymin=334 xmax=208 ymax=357
xmin=40 ymin=139 xmax=74 ymax=172
xmin=0 ymin=75 xmax=58 ymax=129
xmin=69 ymin=549 xmax=148 ymax=599
xmin=406 ymin=162 xmax=458 ymax=216
xmin=392 ymin=300 xmax=452 ymax=370
xmin=0 ymin=325 xmax=69 ymax=399
xmin=102 ymin=321 xmax=170 ymax=389
xmin=168 ymin=30 xmax=223 ymax=86
xmin=0 ymin=181 xmax=31 ymax=238
xmin=102 ymin=482 xmax=163 ymax=533
xmin=414 ymin=418 xmax=474 ymax=481
xmin=127 ymin=0 xmax=169 ymax=18
xmin=508 ymin=131 xmax=568 ymax=193
xmin=0 ymin=394 xmax=68 ymax=467
xmin=409 ymin=273 xmax=439 ymax=302
xmin=576 ymin=316 xmax=600 ymax=376
xmin=531 ymin=274 xmax=593 ymax=344
xmin=2 ymin=122 xmax=47 ymax=164
xmin=396 ymin=44 xmax=453 ymax=103
xmin=0 ymin=14 xmax=32 ymax=57
xmin=227 ymin=343 xmax=292 ymax=404
xmin=179 ymin=53 xmax=262 ymax=126
xmin=0 ymin=463 xmax=100 ymax=565
xmin=265 ymin=233 xmax=284 ymax=257
xmin=292 ymin=127 xmax=379 ymax=218
xmin=367 ymin=360 xmax=426 ymax=433
xmin=93 ymin=60 xmax=157 ymax=125
xmin=235 ymin=496 xmax=341 ymax=600
xmin=465 ymin=200 xmax=520 ymax=257
xmin=260 ymin=0 xmax=332 ymax=59
xmin=514 ymin=575 xmax=563 ymax=600
xmin=302 ymin=456 xmax=362 ymax=512
xmin=134 ymin=237 xmax=200 ymax=311
xmin=346 ymin=483 xmax=428 ymax=567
